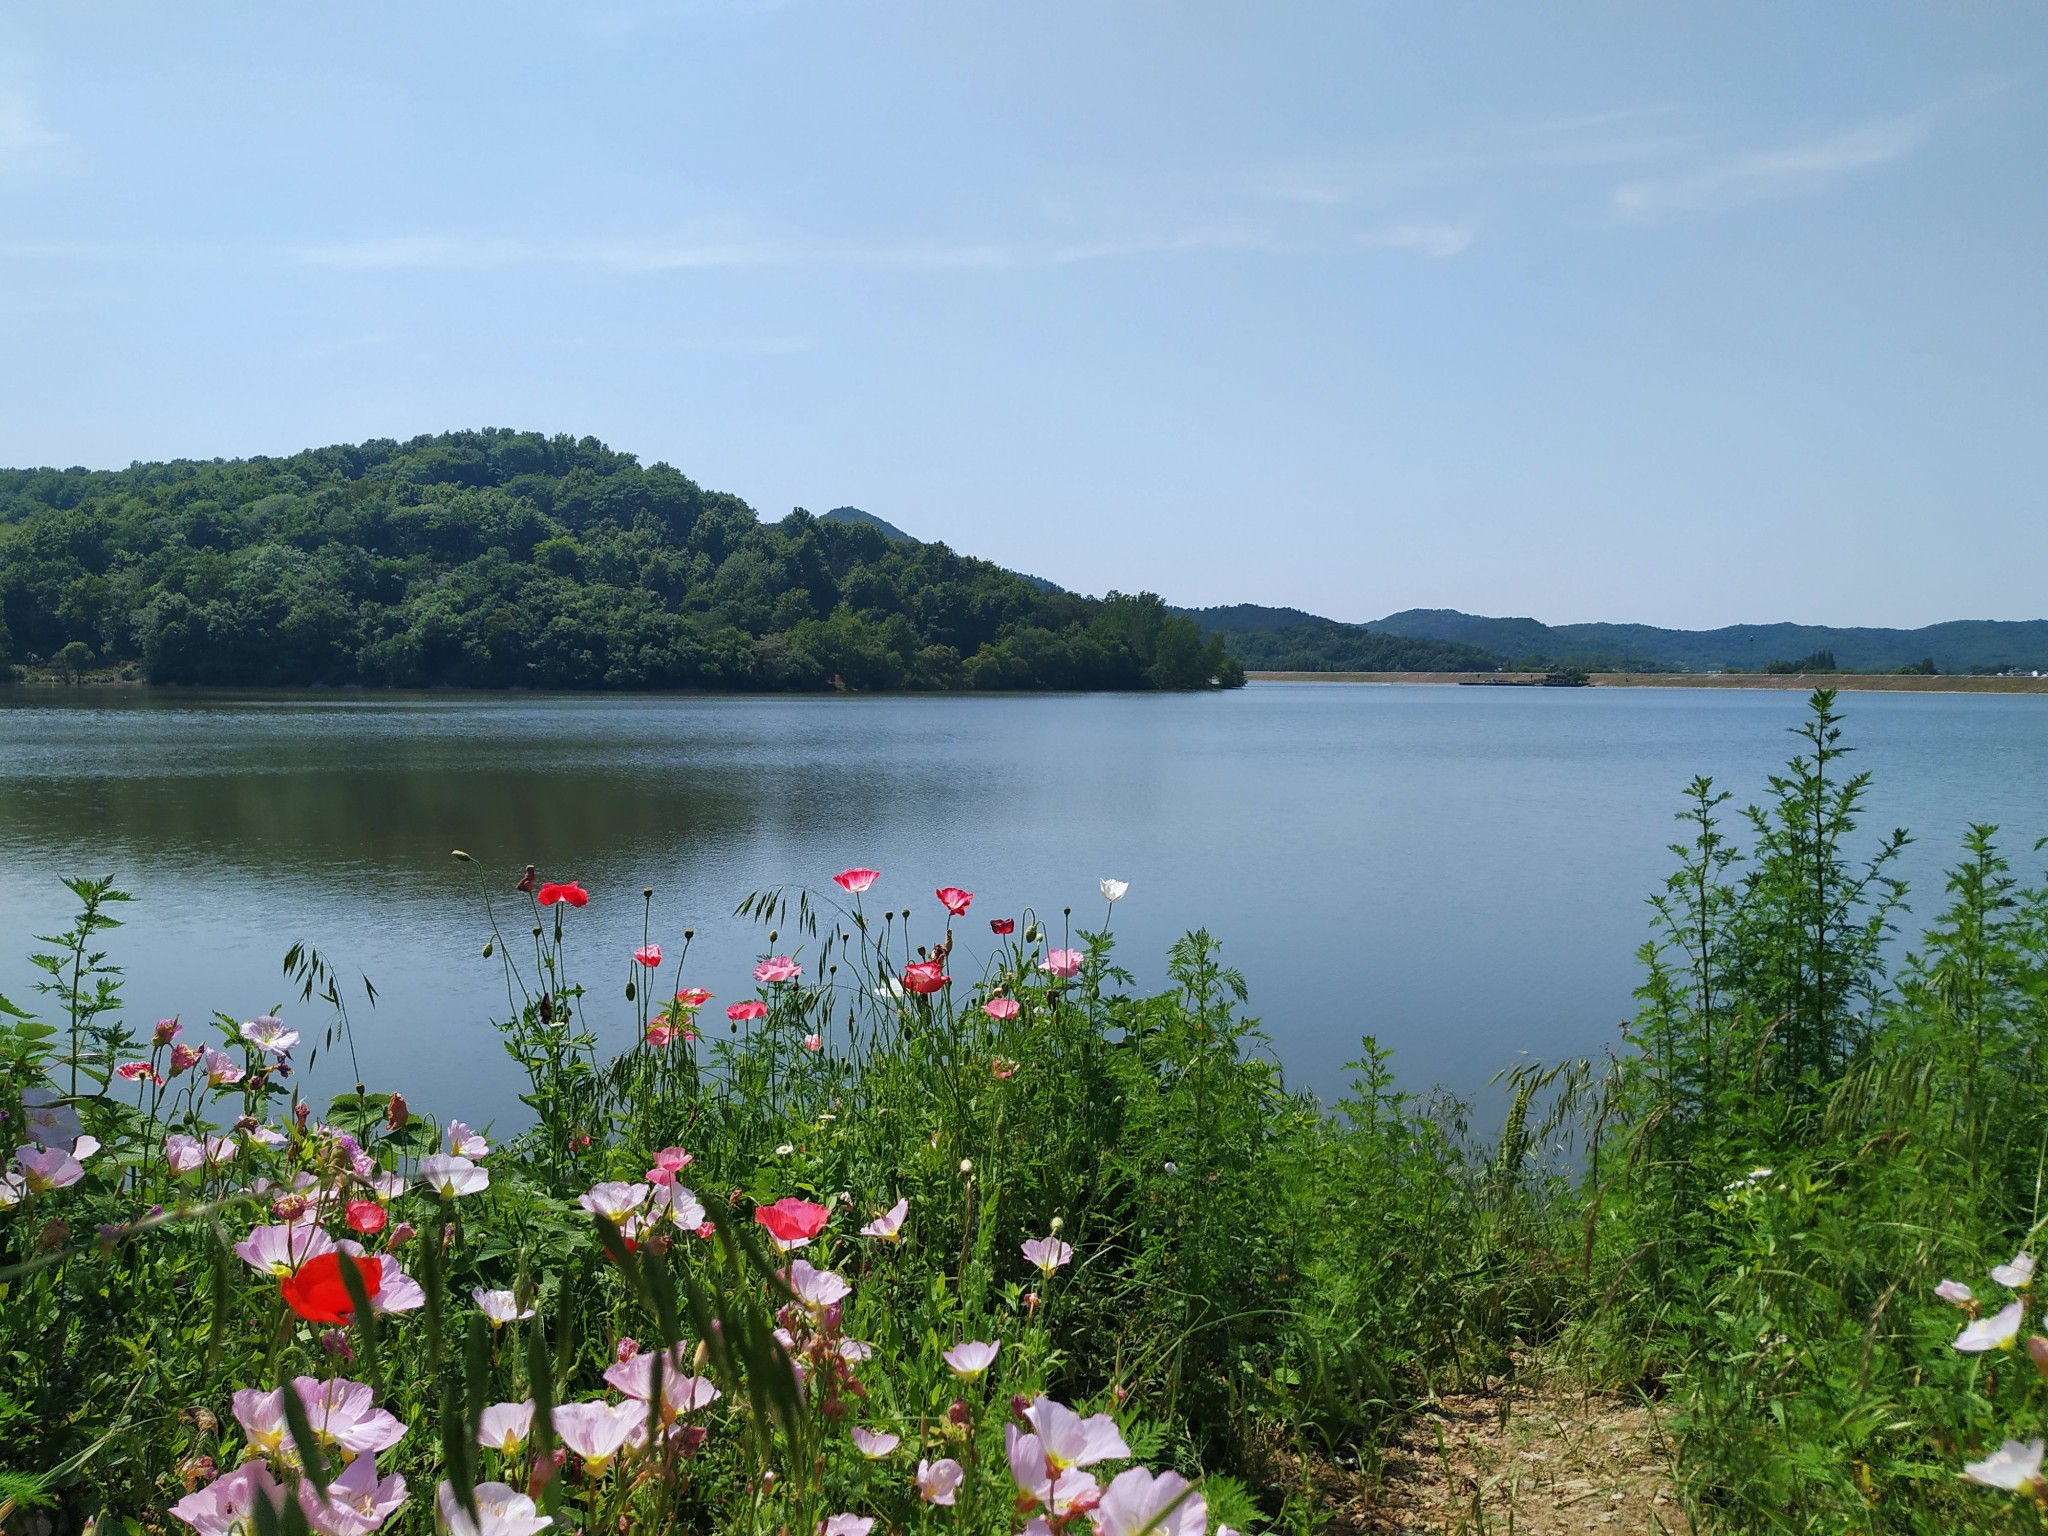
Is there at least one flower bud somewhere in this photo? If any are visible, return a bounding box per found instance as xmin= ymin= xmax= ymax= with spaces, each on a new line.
xmin=1049 ymin=1216 xmax=1064 ymax=1233
xmin=452 ymin=849 xmax=472 ymax=861
xmin=947 ymin=1399 xmax=970 ymax=1426
xmin=153 ymin=1017 xmax=182 ymax=1046
xmin=38 ymin=1219 xmax=69 ymax=1252
xmin=386 ymin=1093 xmax=408 ymax=1131
xmin=2026 ymin=1335 xmax=2048 ymax=1379
xmin=960 ymin=1159 xmax=973 ymax=1175
xmin=482 ymin=939 xmax=494 ymax=958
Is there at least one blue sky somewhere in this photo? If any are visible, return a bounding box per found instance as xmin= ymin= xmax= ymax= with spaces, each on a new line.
xmin=1 ymin=3 xmax=2042 ymax=628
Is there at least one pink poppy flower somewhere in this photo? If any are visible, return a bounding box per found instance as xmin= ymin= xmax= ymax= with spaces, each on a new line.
xmin=536 ymin=881 xmax=588 ymax=908
xmin=477 ymin=1401 xmax=535 ymax=1454
xmin=18 ymin=1141 xmax=88 ymax=1192
xmin=170 ymin=1459 xmax=287 ymax=1536
xmin=851 ymin=1426 xmax=900 ymax=1458
xmin=551 ymin=1400 xmax=638 ymax=1472
xmin=756 ymin=1197 xmax=831 ymax=1250
xmin=117 ymin=1061 xmax=163 ymax=1085
xmin=984 ymin=997 xmax=1021 ymax=1020
xmin=902 ymin=961 xmax=950 ymax=995
xmin=675 ymin=987 xmax=713 ymax=1009
xmin=1022 ymin=1237 xmax=1074 ymax=1277
xmin=992 ymin=1057 xmax=1019 ymax=1080
xmin=646 ymin=1024 xmax=676 ymax=1048
xmin=991 ymin=918 xmax=1016 ymax=936
xmin=297 ymin=1451 xmax=409 ymax=1536
xmin=943 ymin=1339 xmax=1000 ymax=1377
xmin=1096 ymin=1468 xmax=1204 ymax=1536
xmin=833 ymin=868 xmax=880 ymax=894
xmin=634 ymin=944 xmax=662 ymax=969
xmin=728 ymin=1000 xmax=768 ymax=1023
xmin=347 ymin=1201 xmax=387 ymax=1236
xmin=936 ymin=887 xmax=974 ymax=917
xmin=650 ymin=1147 xmax=694 ymax=1176
xmin=1040 ymin=948 xmax=1084 ymax=980
xmin=436 ymin=1482 xmax=553 ymax=1536
xmin=169 ymin=1042 xmax=203 ymax=1074
xmin=803 ymin=1033 xmax=824 ymax=1052
xmin=917 ymin=1458 xmax=965 ymax=1505
xmin=861 ymin=1197 xmax=908 ymax=1241
xmin=755 ymin=956 xmax=802 ymax=985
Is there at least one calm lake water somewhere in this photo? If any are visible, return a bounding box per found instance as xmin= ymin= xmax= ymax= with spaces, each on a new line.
xmin=2 ymin=683 xmax=2044 ymax=1130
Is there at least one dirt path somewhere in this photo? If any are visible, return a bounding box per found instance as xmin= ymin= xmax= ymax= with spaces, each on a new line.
xmin=1312 ymin=1377 xmax=1686 ymax=1535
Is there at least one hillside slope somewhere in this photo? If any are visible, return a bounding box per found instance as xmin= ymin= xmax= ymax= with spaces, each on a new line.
xmin=0 ymin=430 xmax=1240 ymax=692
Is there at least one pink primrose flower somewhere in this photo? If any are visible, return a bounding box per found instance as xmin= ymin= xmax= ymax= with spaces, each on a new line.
xmin=851 ymin=1426 xmax=900 ymax=1458
xmin=917 ymin=1458 xmax=965 ymax=1506
xmin=241 ymin=1017 xmax=300 ymax=1056
xmin=1936 ymin=1279 xmax=1975 ymax=1306
xmin=436 ymin=1481 xmax=554 ymax=1536
xmin=235 ymin=1221 xmax=336 ymax=1276
xmin=943 ymin=1339 xmax=1000 ymax=1378
xmin=861 ymin=1197 xmax=908 ymax=1241
xmin=1094 ymin=1467 xmax=1206 ymax=1536
xmin=1965 ymin=1438 xmax=2047 ymax=1492
xmin=447 ymin=1121 xmax=488 ymax=1157
xmin=1994 ymin=1252 xmax=2037 ymax=1289
xmin=1957 ymin=1300 xmax=2026 ymax=1352
xmin=170 ymin=1459 xmax=287 ymax=1536
xmin=551 ymin=1399 xmax=639 ymax=1471
xmin=578 ymin=1181 xmax=650 ymax=1222
xmin=418 ymin=1154 xmax=489 ymax=1198
xmin=297 ymin=1452 xmax=409 ymax=1536
xmin=1022 ymin=1237 xmax=1074 ymax=1277
xmin=648 ymin=1182 xmax=706 ymax=1229
xmin=165 ymin=1133 xmax=206 ymax=1174
xmin=477 ymin=1400 xmax=535 ymax=1454
xmin=169 ymin=1042 xmax=203 ymax=1074
xmin=473 ymin=1287 xmax=535 ymax=1326
xmin=202 ymin=1046 xmax=244 ymax=1087
xmin=790 ymin=1257 xmax=852 ymax=1311
xmin=293 ymin=1375 xmax=409 ymax=1458
xmin=1005 ymin=1425 xmax=1102 ymax=1516
xmin=1022 ymin=1395 xmax=1128 ymax=1468
xmin=154 ymin=1017 xmax=184 ymax=1046
xmin=819 ymin=1518 xmax=874 ymax=1536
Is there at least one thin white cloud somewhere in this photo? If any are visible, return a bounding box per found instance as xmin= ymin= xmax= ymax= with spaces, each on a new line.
xmin=0 ymin=88 xmax=63 ymax=172
xmin=1611 ymin=114 xmax=1928 ymax=218
xmin=1355 ymin=221 xmax=1474 ymax=258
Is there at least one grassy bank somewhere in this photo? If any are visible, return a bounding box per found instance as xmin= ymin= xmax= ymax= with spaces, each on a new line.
xmin=6 ymin=690 xmax=2048 ymax=1534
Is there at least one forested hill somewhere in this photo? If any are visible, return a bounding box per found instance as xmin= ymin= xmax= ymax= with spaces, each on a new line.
xmin=0 ymin=430 xmax=1242 ymax=692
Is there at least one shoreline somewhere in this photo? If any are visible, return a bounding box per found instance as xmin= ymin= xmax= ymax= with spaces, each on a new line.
xmin=1247 ymin=670 xmax=2048 ymax=695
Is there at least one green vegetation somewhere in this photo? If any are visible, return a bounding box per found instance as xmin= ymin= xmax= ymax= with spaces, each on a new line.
xmin=1211 ymin=621 xmax=1500 ymax=674
xmin=0 ymin=431 xmax=1242 ymax=693
xmin=7 ymin=691 xmax=2048 ymax=1533
xmin=1763 ymin=646 xmax=1837 ymax=674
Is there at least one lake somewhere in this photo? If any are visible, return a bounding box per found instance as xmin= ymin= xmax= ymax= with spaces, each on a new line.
xmin=2 ymin=683 xmax=2044 ymax=1131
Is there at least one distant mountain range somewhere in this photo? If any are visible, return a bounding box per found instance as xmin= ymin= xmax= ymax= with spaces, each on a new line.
xmin=834 ymin=515 xmax=2048 ymax=675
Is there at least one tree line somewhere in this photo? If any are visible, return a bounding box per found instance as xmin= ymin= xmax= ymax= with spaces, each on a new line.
xmin=0 ymin=430 xmax=1244 ymax=693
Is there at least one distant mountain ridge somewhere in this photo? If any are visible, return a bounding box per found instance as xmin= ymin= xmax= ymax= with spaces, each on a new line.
xmin=1181 ymin=605 xmax=2048 ymax=674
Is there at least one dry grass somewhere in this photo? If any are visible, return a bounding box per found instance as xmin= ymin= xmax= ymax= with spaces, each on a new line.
xmin=1297 ymin=1371 xmax=1687 ymax=1536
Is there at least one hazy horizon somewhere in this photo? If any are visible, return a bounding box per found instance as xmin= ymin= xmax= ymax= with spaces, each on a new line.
xmin=2 ymin=3 xmax=2043 ymax=630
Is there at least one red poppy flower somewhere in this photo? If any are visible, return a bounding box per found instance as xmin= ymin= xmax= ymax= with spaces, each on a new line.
xmin=280 ymin=1252 xmax=383 ymax=1325
xmin=634 ymin=944 xmax=662 ymax=968
xmin=902 ymin=961 xmax=951 ymax=995
xmin=990 ymin=918 xmax=1015 ymax=936
xmin=935 ymin=887 xmax=973 ymax=917
xmin=346 ymin=1200 xmax=388 ymax=1236
xmin=754 ymin=1198 xmax=831 ymax=1244
xmin=727 ymin=1001 xmax=768 ymax=1022
xmin=675 ymin=988 xmax=713 ymax=1009
xmin=537 ymin=881 xmax=589 ymax=908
